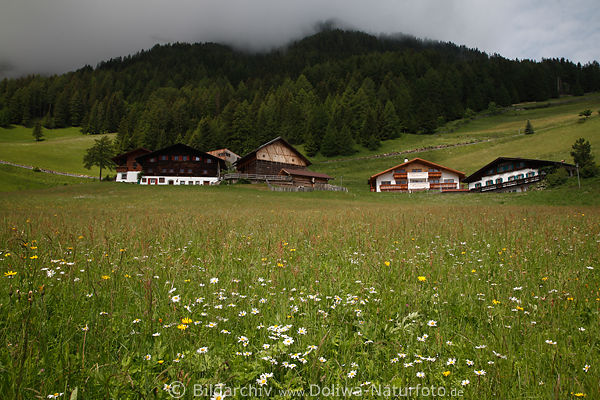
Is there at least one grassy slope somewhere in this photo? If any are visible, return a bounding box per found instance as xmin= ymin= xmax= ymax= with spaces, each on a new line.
xmin=0 ymin=94 xmax=598 ymax=193
xmin=0 ymin=164 xmax=92 ymax=192
xmin=0 ymin=125 xmax=116 ymax=177
xmin=315 ymin=94 xmax=600 ymax=191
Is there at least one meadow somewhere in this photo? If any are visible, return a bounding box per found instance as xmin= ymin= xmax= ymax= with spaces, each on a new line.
xmin=0 ymin=184 xmax=598 ymax=399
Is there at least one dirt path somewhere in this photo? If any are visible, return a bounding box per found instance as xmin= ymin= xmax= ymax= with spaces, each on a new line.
xmin=0 ymin=160 xmax=98 ymax=179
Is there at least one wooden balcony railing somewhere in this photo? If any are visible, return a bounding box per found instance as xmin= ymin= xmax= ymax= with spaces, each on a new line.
xmin=393 ymin=172 xmax=408 ymax=179
xmin=380 ymin=184 xmax=408 ymax=192
xmin=428 ymin=171 xmax=442 ymax=178
xmin=430 ymin=183 xmax=458 ymax=189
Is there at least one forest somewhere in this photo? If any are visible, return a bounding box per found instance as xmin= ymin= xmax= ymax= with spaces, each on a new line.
xmin=1 ymin=28 xmax=599 ymax=157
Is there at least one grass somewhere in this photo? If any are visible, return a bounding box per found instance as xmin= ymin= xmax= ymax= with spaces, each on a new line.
xmin=0 ymin=125 xmax=115 ymax=178
xmin=0 ymin=184 xmax=598 ymax=399
xmin=0 ymin=164 xmax=93 ymax=193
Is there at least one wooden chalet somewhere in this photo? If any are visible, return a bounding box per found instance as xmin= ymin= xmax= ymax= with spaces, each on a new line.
xmin=112 ymin=148 xmax=151 ymax=183
xmin=135 ymin=143 xmax=226 ymax=185
xmin=234 ymin=137 xmax=310 ymax=177
xmin=369 ymin=158 xmax=466 ymax=193
xmin=463 ymin=157 xmax=576 ymax=193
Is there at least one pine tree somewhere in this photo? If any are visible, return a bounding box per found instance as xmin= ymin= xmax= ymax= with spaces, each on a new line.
xmin=524 ymin=120 xmax=534 ymax=135
xmin=320 ymin=122 xmax=339 ymax=157
xmin=381 ymin=101 xmax=401 ymax=139
xmin=32 ymin=120 xmax=44 ymax=142
xmin=571 ymin=138 xmax=598 ymax=177
xmin=83 ymin=136 xmax=115 ymax=180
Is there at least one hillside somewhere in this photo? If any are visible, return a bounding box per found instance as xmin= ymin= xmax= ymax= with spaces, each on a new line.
xmin=1 ymin=28 xmax=599 ymax=160
xmin=1 ymin=93 xmax=599 ymax=193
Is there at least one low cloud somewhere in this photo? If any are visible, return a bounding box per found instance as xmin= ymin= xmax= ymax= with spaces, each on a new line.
xmin=0 ymin=0 xmax=598 ymax=79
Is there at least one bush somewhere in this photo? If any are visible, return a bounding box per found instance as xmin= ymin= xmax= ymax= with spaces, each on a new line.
xmin=545 ymin=168 xmax=568 ymax=187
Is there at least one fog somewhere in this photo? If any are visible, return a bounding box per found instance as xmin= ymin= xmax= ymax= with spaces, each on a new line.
xmin=1 ymin=0 xmax=598 ymax=78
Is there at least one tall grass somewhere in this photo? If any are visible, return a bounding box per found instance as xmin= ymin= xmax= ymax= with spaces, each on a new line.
xmin=0 ymin=185 xmax=598 ymax=398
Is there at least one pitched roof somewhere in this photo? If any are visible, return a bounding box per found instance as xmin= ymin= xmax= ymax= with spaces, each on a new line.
xmin=235 ymin=137 xmax=311 ymax=167
xmin=368 ymin=158 xmax=466 ymax=183
xmin=280 ymin=168 xmax=333 ymax=180
xmin=207 ymin=148 xmax=240 ymax=160
xmin=111 ymin=148 xmax=151 ymax=164
xmin=463 ymin=157 xmax=576 ymax=183
xmin=135 ymin=143 xmax=226 ymax=167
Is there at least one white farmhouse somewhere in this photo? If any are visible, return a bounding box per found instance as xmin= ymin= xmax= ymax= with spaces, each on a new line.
xmin=463 ymin=157 xmax=577 ymax=193
xmin=368 ymin=158 xmax=466 ymax=193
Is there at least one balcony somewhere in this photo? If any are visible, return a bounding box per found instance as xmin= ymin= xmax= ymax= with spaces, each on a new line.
xmin=380 ymin=184 xmax=408 ymax=192
xmin=475 ymin=175 xmax=541 ymax=192
xmin=430 ymin=183 xmax=458 ymax=190
xmin=428 ymin=171 xmax=442 ymax=178
xmin=393 ymin=172 xmax=407 ymax=179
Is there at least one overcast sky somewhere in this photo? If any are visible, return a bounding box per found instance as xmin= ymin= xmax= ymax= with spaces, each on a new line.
xmin=1 ymin=0 xmax=599 ymax=79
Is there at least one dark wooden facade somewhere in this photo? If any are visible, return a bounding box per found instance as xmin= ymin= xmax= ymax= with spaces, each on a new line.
xmin=235 ymin=137 xmax=310 ymax=175
xmin=279 ymin=168 xmax=333 ymax=187
xmin=112 ymin=148 xmax=151 ymax=173
xmin=136 ymin=143 xmax=225 ymax=179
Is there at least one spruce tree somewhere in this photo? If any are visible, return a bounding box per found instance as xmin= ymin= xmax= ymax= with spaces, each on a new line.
xmin=83 ymin=136 xmax=115 ymax=180
xmin=32 ymin=120 xmax=44 ymax=141
xmin=524 ymin=120 xmax=534 ymax=135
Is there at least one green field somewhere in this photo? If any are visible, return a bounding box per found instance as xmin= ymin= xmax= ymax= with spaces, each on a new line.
xmin=0 ymin=184 xmax=598 ymax=399
xmin=0 ymin=125 xmax=115 ymax=178
xmin=0 ymin=96 xmax=600 ymax=399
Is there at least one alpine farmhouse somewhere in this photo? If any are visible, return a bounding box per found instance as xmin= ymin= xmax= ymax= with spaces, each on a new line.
xmin=134 ymin=143 xmax=226 ymax=185
xmin=369 ymin=158 xmax=466 ymax=193
xmin=463 ymin=157 xmax=577 ymax=192
xmin=112 ymin=148 xmax=151 ymax=183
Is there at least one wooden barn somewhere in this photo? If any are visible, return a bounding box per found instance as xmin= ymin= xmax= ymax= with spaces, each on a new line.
xmin=234 ymin=137 xmax=310 ymax=176
xmin=112 ymin=148 xmax=151 ymax=183
xmin=135 ymin=143 xmax=226 ymax=185
xmin=278 ymin=168 xmax=333 ymax=188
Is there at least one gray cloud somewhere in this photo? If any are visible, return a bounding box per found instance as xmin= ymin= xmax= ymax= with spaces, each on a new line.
xmin=0 ymin=0 xmax=598 ymax=79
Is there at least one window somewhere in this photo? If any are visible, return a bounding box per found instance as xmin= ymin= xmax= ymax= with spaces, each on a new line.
xmin=159 ymin=177 xmax=165 ymax=183
xmin=516 ymin=174 xmax=524 ymax=179
xmin=161 ymin=168 xmax=167 ymax=173
xmin=395 ymin=169 xmax=406 ymax=173
xmin=508 ymin=176 xmax=515 ymax=181
xmin=194 ymin=156 xmax=201 ymax=162
xmin=496 ymin=178 xmax=503 ymax=184
xmin=410 ymin=178 xmax=426 ymax=183
xmin=148 ymin=168 xmax=154 ymax=173
xmin=169 ymin=169 xmax=174 ymax=173
xmin=429 ymin=179 xmax=440 ymax=183
xmin=526 ymin=171 xmax=535 ymax=177
xmin=486 ymin=180 xmax=493 ymax=186
xmin=187 ymin=169 xmax=192 ymax=173
xmin=133 ymin=162 xmax=137 ymax=168
xmin=381 ymin=181 xmax=391 ymax=185
xmin=203 ymin=170 xmax=208 ymax=175
xmin=181 ymin=181 xmax=186 ymax=185
xmin=398 ymin=179 xmax=408 ymax=184
xmin=475 ymin=182 xmax=482 ymax=188
xmin=443 ymin=179 xmax=455 ymax=183
xmin=121 ymin=173 xmax=127 ymax=179
xmin=183 ymin=155 xmax=189 ymax=161
xmin=149 ymin=157 xmax=156 ymax=163
xmin=428 ymin=168 xmax=440 ymax=172
xmin=207 ymin=158 xmax=212 ymax=164
xmin=160 ymin=155 xmax=168 ymax=161
xmin=487 ymin=168 xmax=494 ymax=175
xmin=412 ymin=168 xmax=422 ymax=172
xmin=179 ymin=168 xmax=185 ymax=173
xmin=141 ymin=178 xmax=147 ymax=183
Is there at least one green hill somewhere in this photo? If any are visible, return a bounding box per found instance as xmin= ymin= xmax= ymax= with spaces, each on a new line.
xmin=0 ymin=93 xmax=599 ymax=193
xmin=0 ymin=125 xmax=115 ymax=177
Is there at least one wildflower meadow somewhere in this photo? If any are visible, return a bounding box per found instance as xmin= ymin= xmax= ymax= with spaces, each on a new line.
xmin=0 ymin=185 xmax=598 ymax=399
